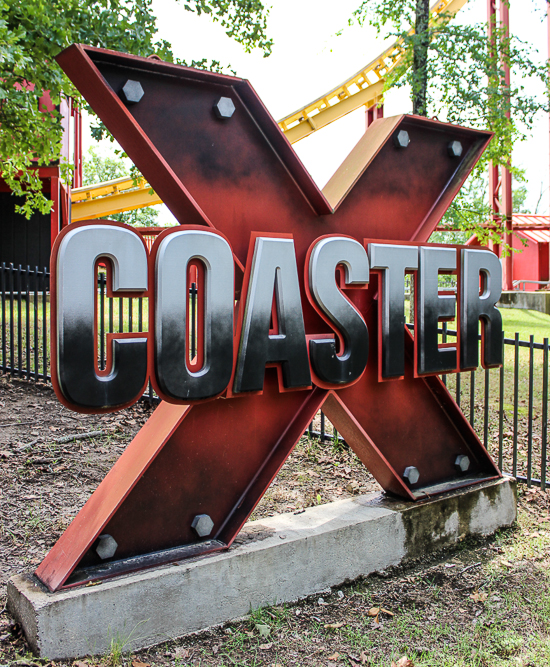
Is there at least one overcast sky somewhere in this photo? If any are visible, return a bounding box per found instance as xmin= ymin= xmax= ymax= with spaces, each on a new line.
xmin=85 ymin=0 xmax=550 ymax=221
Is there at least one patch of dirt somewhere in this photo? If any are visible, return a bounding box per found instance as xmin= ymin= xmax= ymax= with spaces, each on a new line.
xmin=0 ymin=376 xmax=156 ymax=589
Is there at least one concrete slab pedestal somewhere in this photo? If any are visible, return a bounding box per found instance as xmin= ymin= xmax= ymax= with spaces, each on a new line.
xmin=8 ymin=477 xmax=516 ymax=659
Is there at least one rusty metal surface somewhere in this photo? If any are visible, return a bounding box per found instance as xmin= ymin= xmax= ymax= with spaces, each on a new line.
xmin=36 ymin=45 xmax=499 ymax=592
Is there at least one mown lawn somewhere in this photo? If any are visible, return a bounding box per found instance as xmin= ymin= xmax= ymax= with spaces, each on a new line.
xmin=500 ymin=308 xmax=550 ymax=344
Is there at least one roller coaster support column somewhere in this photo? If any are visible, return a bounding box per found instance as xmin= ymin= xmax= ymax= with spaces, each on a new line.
xmin=366 ymin=102 xmax=384 ymax=129
xmin=488 ymin=0 xmax=513 ymax=290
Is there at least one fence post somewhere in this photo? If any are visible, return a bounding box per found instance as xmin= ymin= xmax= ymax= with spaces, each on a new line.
xmin=33 ymin=267 xmax=39 ymax=381
xmin=25 ymin=265 xmax=31 ymax=379
xmin=483 ymin=368 xmax=490 ymax=449
xmin=542 ymin=338 xmax=548 ymax=491
xmin=469 ymin=370 xmax=475 ymax=428
xmin=1 ymin=263 xmax=6 ymax=373
xmin=42 ymin=267 xmax=48 ymax=381
xmin=17 ymin=264 xmax=22 ymax=377
xmin=527 ymin=335 xmax=534 ymax=487
xmin=513 ymin=332 xmax=519 ymax=477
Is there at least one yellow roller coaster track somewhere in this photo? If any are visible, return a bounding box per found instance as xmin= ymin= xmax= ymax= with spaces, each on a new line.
xmin=71 ymin=0 xmax=468 ymax=222
xmin=71 ymin=175 xmax=161 ymax=222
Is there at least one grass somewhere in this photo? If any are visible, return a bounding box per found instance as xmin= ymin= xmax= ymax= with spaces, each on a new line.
xmin=500 ymin=308 xmax=550 ymax=344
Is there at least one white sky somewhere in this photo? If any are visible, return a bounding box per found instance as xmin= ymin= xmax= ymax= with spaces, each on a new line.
xmin=84 ymin=0 xmax=550 ymax=222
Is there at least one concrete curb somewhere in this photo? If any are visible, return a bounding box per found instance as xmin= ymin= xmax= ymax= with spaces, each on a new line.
xmin=8 ymin=476 xmax=516 ymax=659
xmin=498 ymin=290 xmax=550 ymax=315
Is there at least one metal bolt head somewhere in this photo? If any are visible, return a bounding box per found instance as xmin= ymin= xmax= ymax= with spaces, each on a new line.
xmin=95 ymin=534 xmax=118 ymax=560
xmin=120 ymin=80 xmax=144 ymax=105
xmin=393 ymin=130 xmax=410 ymax=149
xmin=448 ymin=140 xmax=463 ymax=158
xmin=213 ymin=97 xmax=235 ymax=120
xmin=192 ymin=513 xmax=214 ymax=538
xmin=403 ymin=466 xmax=420 ymax=485
xmin=455 ymin=454 xmax=470 ymax=473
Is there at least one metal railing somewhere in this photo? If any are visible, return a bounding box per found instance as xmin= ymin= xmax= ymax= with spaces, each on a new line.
xmin=1 ymin=263 xmax=50 ymax=381
xmin=1 ymin=263 xmax=549 ymax=489
xmin=512 ymin=279 xmax=550 ymax=291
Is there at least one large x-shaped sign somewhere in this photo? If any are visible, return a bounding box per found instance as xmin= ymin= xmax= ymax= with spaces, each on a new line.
xmin=36 ymin=46 xmax=500 ymax=592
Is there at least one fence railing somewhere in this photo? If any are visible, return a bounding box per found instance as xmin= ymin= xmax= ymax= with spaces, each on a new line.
xmin=1 ymin=263 xmax=549 ymax=489
xmin=1 ymin=263 xmax=50 ymax=381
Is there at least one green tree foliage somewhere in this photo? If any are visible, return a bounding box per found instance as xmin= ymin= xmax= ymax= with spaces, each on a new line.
xmin=430 ymin=172 xmax=531 ymax=247
xmin=82 ymin=147 xmax=161 ymax=226
xmin=351 ymin=1 xmax=549 ymax=239
xmin=0 ymin=0 xmax=272 ymax=217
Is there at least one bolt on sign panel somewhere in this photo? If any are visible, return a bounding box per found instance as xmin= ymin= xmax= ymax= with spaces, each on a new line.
xmin=35 ymin=45 xmax=501 ymax=592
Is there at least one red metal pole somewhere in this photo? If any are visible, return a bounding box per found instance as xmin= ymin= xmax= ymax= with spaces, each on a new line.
xmin=74 ymin=103 xmax=83 ymax=189
xmin=366 ymin=102 xmax=384 ymax=130
xmin=488 ymin=0 xmax=500 ymax=242
xmin=500 ymin=0 xmax=513 ymax=290
xmin=488 ymin=0 xmax=513 ymax=290
xmin=50 ymin=176 xmax=60 ymax=248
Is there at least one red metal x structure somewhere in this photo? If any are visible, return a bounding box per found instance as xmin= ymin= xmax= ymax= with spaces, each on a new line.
xmin=36 ymin=46 xmax=500 ymax=592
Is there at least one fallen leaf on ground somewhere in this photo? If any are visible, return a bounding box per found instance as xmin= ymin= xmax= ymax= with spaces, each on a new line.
xmin=174 ymin=648 xmax=189 ymax=659
xmin=380 ymin=608 xmax=394 ymax=616
xmin=73 ymin=662 xmax=88 ymax=667
xmin=0 ymin=451 xmax=11 ymax=458
xmin=470 ymin=591 xmax=488 ymax=603
xmin=391 ymin=657 xmax=414 ymax=667
xmin=324 ymin=622 xmax=345 ymax=629
xmin=132 ymin=661 xmax=150 ymax=667
xmin=368 ymin=607 xmax=380 ymax=616
xmin=259 ymin=642 xmax=273 ymax=650
xmin=360 ymin=651 xmax=368 ymax=664
xmin=328 ymin=653 xmax=340 ymax=660
xmin=255 ymin=623 xmax=271 ymax=637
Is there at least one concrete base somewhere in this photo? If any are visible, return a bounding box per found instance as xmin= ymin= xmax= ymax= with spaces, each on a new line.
xmin=8 ymin=477 xmax=516 ymax=659
xmin=498 ymin=290 xmax=550 ymax=315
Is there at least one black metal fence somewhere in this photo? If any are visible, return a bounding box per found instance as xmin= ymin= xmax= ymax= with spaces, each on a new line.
xmin=1 ymin=263 xmax=549 ymax=489
xmin=1 ymin=263 xmax=50 ymax=381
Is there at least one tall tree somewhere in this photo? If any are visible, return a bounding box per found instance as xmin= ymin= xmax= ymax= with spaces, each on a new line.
xmin=351 ymin=0 xmax=549 ymax=241
xmin=0 ymin=0 xmax=272 ymax=217
xmin=412 ymin=0 xmax=430 ymax=115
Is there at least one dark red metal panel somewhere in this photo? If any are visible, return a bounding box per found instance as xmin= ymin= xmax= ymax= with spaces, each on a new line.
xmin=35 ymin=45 xmax=499 ymax=592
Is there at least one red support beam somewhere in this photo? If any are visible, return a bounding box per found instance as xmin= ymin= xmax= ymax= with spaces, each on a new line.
xmin=487 ymin=0 xmax=513 ymax=290
xmin=366 ymin=102 xmax=384 ymax=129
xmin=500 ymin=0 xmax=513 ymax=290
xmin=50 ymin=176 xmax=60 ymax=249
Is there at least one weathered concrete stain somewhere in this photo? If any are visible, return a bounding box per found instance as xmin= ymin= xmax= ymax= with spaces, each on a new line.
xmin=401 ymin=477 xmax=517 ymax=559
